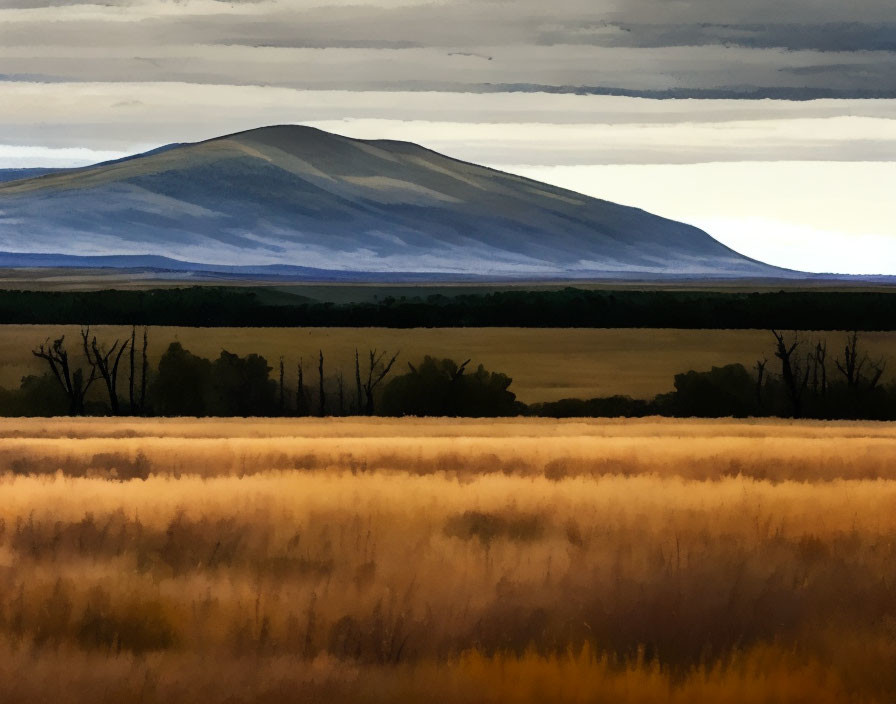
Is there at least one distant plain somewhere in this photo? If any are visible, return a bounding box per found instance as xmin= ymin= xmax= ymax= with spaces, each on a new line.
xmin=1 ymin=272 xmax=895 ymax=295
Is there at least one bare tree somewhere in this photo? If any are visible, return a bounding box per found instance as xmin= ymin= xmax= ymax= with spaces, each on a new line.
xmin=810 ymin=340 xmax=828 ymax=398
xmin=835 ymin=331 xmax=886 ymax=392
xmin=140 ymin=327 xmax=148 ymax=414
xmin=362 ymin=349 xmax=399 ymax=415
xmin=129 ymin=325 xmax=136 ymax=412
xmin=32 ymin=336 xmax=97 ymax=415
xmin=337 ymin=372 xmax=345 ymax=416
xmin=451 ymin=359 xmax=471 ymax=383
xmin=772 ymin=330 xmax=810 ymax=418
xmin=278 ymin=356 xmax=285 ymax=414
xmin=296 ymin=358 xmax=308 ymax=416
xmin=754 ymin=357 xmax=767 ymax=410
xmin=354 ymin=349 xmax=363 ymax=415
xmin=318 ymin=350 xmax=326 ymax=417
xmin=836 ymin=331 xmax=862 ymax=388
xmin=81 ymin=327 xmax=130 ymax=415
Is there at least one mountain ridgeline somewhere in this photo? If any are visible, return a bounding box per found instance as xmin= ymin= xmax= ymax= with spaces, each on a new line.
xmin=0 ymin=125 xmax=786 ymax=280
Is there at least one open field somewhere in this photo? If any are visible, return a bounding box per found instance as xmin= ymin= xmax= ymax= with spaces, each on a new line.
xmin=1 ymin=274 xmax=895 ymax=295
xmin=4 ymin=325 xmax=896 ymax=402
xmin=2 ymin=417 xmax=896 ymax=702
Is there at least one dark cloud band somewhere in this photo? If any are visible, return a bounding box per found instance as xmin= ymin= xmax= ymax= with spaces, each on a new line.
xmin=2 ymin=1 xmax=896 ymax=99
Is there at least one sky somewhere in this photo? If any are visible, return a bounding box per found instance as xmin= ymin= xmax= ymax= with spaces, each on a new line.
xmin=2 ymin=0 xmax=896 ymax=274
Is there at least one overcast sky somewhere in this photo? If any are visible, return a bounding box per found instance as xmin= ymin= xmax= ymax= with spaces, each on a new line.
xmin=2 ymin=0 xmax=896 ymax=273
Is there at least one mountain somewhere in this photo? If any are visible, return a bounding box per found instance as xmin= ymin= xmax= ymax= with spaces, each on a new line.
xmin=0 ymin=168 xmax=58 ymax=183
xmin=0 ymin=125 xmax=790 ymax=280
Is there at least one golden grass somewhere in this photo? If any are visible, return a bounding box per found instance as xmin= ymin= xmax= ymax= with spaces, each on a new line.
xmin=1 ymin=417 xmax=895 ymax=702
xmin=0 ymin=646 xmax=869 ymax=704
xmin=4 ymin=325 xmax=896 ymax=401
xmin=3 ymin=416 xmax=896 ymax=481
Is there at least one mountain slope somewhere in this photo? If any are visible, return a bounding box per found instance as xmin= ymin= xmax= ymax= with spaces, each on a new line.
xmin=0 ymin=125 xmax=787 ymax=279
xmin=0 ymin=168 xmax=58 ymax=184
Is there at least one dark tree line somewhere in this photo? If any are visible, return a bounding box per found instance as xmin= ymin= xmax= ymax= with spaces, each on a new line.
xmin=762 ymin=330 xmax=887 ymax=419
xmin=10 ymin=327 xmax=896 ymax=419
xmin=123 ymin=342 xmax=404 ymax=418
xmin=5 ymin=287 xmax=896 ymax=330
xmin=534 ymin=330 xmax=894 ymax=420
xmin=21 ymin=331 xmax=519 ymax=417
xmin=380 ymin=357 xmax=522 ymax=417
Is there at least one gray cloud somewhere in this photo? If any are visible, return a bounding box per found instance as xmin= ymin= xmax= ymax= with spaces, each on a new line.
xmin=2 ymin=0 xmax=896 ymax=99
xmin=2 ymin=81 xmax=895 ymax=164
xmin=2 ymin=44 xmax=895 ymax=99
xmin=3 ymin=0 xmax=896 ymax=95
xmin=536 ymin=22 xmax=896 ymax=53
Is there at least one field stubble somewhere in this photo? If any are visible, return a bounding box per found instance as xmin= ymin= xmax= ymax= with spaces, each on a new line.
xmin=0 ymin=417 xmax=895 ymax=703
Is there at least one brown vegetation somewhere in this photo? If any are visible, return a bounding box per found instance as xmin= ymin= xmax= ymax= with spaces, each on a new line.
xmin=0 ymin=417 xmax=894 ymax=702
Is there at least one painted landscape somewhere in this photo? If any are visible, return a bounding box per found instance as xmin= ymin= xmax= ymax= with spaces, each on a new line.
xmin=4 ymin=0 xmax=896 ymax=701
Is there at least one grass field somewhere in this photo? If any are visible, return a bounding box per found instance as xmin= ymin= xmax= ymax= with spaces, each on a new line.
xmin=1 ymin=417 xmax=896 ymax=703
xmin=4 ymin=325 xmax=896 ymax=402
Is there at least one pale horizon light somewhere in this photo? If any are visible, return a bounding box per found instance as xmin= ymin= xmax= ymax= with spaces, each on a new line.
xmin=0 ymin=144 xmax=132 ymax=169
xmin=506 ymin=162 xmax=896 ymax=276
